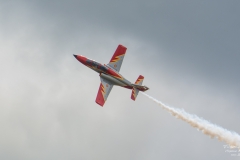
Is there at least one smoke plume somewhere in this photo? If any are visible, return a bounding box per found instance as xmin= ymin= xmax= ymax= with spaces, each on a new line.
xmin=141 ymin=92 xmax=240 ymax=149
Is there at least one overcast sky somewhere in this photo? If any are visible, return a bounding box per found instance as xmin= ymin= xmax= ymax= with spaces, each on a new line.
xmin=1 ymin=1 xmax=240 ymax=159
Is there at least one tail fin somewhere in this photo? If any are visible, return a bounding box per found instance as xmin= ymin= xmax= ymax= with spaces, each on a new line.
xmin=131 ymin=75 xmax=144 ymax=101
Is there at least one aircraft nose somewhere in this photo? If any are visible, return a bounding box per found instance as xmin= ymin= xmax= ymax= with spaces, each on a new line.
xmin=73 ymin=54 xmax=87 ymax=64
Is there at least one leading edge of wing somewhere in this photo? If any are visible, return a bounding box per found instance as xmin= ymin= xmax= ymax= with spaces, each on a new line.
xmin=95 ymin=78 xmax=113 ymax=106
xmin=107 ymin=45 xmax=127 ymax=72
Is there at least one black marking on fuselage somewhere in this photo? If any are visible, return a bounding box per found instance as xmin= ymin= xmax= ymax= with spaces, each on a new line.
xmin=86 ymin=59 xmax=108 ymax=73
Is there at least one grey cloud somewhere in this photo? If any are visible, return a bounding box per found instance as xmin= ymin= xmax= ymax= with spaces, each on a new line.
xmin=0 ymin=1 xmax=240 ymax=160
xmin=10 ymin=0 xmax=240 ymax=86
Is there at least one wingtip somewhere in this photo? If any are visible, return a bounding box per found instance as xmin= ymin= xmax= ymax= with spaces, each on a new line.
xmin=96 ymin=101 xmax=104 ymax=107
xmin=118 ymin=44 xmax=127 ymax=49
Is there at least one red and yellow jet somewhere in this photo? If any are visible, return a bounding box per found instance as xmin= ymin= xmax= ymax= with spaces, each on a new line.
xmin=74 ymin=45 xmax=149 ymax=106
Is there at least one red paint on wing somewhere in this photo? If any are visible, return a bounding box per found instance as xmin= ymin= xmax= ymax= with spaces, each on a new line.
xmin=95 ymin=83 xmax=105 ymax=107
xmin=110 ymin=45 xmax=127 ymax=63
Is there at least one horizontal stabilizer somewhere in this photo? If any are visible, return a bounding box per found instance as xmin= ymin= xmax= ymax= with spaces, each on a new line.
xmin=131 ymin=75 xmax=149 ymax=101
xmin=131 ymin=87 xmax=139 ymax=101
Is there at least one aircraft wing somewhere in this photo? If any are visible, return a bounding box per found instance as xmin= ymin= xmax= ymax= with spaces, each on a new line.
xmin=95 ymin=78 xmax=113 ymax=106
xmin=107 ymin=45 xmax=127 ymax=72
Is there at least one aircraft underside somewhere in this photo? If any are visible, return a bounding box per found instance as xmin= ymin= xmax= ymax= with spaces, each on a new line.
xmin=74 ymin=44 xmax=149 ymax=106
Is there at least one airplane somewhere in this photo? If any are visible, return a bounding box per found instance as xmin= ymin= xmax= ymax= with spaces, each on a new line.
xmin=73 ymin=44 xmax=149 ymax=106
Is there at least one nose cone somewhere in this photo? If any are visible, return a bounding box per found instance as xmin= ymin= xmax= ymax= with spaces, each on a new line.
xmin=73 ymin=54 xmax=87 ymax=65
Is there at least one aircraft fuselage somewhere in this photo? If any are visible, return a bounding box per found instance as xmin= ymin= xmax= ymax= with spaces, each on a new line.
xmin=73 ymin=44 xmax=149 ymax=106
xmin=74 ymin=55 xmax=134 ymax=90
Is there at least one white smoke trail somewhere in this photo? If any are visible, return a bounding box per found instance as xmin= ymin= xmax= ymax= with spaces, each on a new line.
xmin=141 ymin=92 xmax=240 ymax=149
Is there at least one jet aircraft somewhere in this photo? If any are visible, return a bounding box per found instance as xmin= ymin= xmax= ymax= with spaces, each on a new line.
xmin=74 ymin=45 xmax=149 ymax=106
